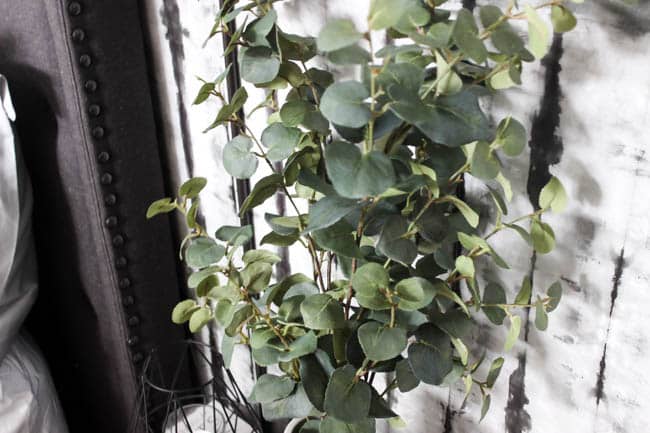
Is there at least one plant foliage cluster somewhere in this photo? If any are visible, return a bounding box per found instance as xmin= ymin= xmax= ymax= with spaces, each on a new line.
xmin=148 ymin=0 xmax=576 ymax=431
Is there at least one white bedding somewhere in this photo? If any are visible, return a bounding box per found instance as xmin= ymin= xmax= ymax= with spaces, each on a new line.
xmin=0 ymin=75 xmax=68 ymax=432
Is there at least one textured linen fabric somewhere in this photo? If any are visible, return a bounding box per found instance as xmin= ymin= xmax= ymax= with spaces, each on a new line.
xmin=0 ymin=75 xmax=68 ymax=432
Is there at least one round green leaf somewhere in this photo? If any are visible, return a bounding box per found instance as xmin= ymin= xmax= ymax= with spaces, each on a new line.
xmin=531 ymin=219 xmax=556 ymax=253
xmin=146 ymin=198 xmax=176 ymax=219
xmin=351 ymin=263 xmax=392 ymax=310
xmin=223 ymin=135 xmax=259 ymax=179
xmin=396 ymin=277 xmax=436 ymax=311
xmin=495 ymin=117 xmax=527 ymax=157
xmin=323 ymin=366 xmax=371 ymax=423
xmin=250 ymin=374 xmax=296 ymax=403
xmin=261 ymin=123 xmax=302 ymax=162
xmin=369 ymin=0 xmax=409 ymax=30
xmin=471 ymin=141 xmax=500 ymax=180
xmin=240 ymin=46 xmax=281 ymax=84
xmin=407 ymin=324 xmax=453 ymax=385
xmin=171 ymin=299 xmax=199 ymax=324
xmin=395 ymin=358 xmax=419 ymax=392
xmin=482 ymin=282 xmax=507 ymax=325
xmin=551 ymin=5 xmax=577 ymax=33
xmin=539 ymin=176 xmax=568 ymax=213
xmin=546 ymin=281 xmax=563 ymax=312
xmin=453 ymin=9 xmax=488 ymax=63
xmin=320 ymin=81 xmax=371 ymax=128
xmin=179 ymin=177 xmax=207 ymax=198
xmin=189 ymin=307 xmax=212 ymax=333
xmin=300 ymin=355 xmax=329 ymax=411
xmin=301 ymin=294 xmax=345 ymax=330
xmin=317 ymin=19 xmax=363 ymax=52
xmin=455 ymin=255 xmax=475 ymax=278
xmin=324 ymin=141 xmax=395 ymax=199
xmin=358 ymin=321 xmax=407 ymax=361
xmin=377 ymin=216 xmax=417 ymax=266
xmin=526 ymin=5 xmax=550 ymax=59
xmin=185 ymin=237 xmax=226 ymax=268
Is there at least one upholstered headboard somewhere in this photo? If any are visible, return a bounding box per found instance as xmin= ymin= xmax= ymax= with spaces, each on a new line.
xmin=0 ymin=1 xmax=191 ymax=431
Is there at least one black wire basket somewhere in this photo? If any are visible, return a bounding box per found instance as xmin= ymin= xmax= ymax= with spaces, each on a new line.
xmin=130 ymin=340 xmax=263 ymax=433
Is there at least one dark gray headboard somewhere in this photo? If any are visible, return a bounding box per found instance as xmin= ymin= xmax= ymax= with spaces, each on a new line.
xmin=0 ymin=1 xmax=191 ymax=431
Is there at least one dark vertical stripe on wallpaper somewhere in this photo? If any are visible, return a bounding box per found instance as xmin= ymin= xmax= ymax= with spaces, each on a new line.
xmin=505 ymin=33 xmax=565 ymax=433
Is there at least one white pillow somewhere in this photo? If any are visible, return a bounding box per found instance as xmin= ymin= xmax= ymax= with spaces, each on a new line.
xmin=0 ymin=75 xmax=69 ymax=433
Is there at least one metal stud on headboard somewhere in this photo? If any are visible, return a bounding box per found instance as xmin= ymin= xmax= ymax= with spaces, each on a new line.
xmin=66 ymin=1 xmax=143 ymax=366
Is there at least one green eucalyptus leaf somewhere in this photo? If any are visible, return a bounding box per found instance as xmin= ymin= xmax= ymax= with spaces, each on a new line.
xmin=482 ymin=282 xmax=507 ymax=325
xmin=526 ymin=5 xmax=550 ymax=59
xmin=240 ymin=174 xmax=284 ymax=216
xmin=172 ymin=299 xmax=199 ymax=324
xmin=391 ymin=91 xmax=491 ymax=147
xmin=395 ymin=277 xmax=436 ymax=311
xmin=179 ymin=177 xmax=207 ymax=198
xmin=486 ymin=357 xmax=504 ymax=388
xmin=305 ymin=195 xmax=359 ymax=232
xmin=279 ymin=331 xmax=318 ymax=362
xmin=455 ymin=255 xmax=475 ymax=278
xmin=147 ymin=198 xmax=176 ymax=219
xmin=262 ymin=384 xmax=314 ymax=420
xmin=185 ymin=237 xmax=225 ymax=268
xmin=551 ymin=5 xmax=577 ymax=33
xmin=300 ymin=355 xmax=329 ymax=411
xmin=358 ymin=321 xmax=407 ymax=361
xmin=514 ymin=277 xmax=532 ymax=305
xmin=243 ymin=249 xmax=282 ymax=265
xmin=535 ymin=300 xmax=549 ymax=331
xmin=539 ymin=176 xmax=568 ymax=213
xmin=480 ymin=394 xmax=491 ymax=421
xmin=241 ymin=261 xmax=273 ymax=293
xmin=317 ymin=19 xmax=363 ymax=52
xmin=480 ymin=6 xmax=525 ymax=55
xmin=301 ymin=294 xmax=345 ymax=330
xmin=243 ymin=9 xmax=277 ymax=46
xmin=261 ymin=123 xmax=302 ymax=162
xmin=240 ymin=46 xmax=281 ymax=84
xmin=352 ymin=263 xmax=392 ymax=310
xmin=495 ymin=117 xmax=527 ymax=157
xmin=189 ymin=307 xmax=212 ymax=333
xmin=504 ymin=315 xmax=521 ymax=352
xmin=323 ymin=365 xmax=372 ymax=423
xmin=249 ymin=374 xmax=296 ymax=403
xmin=223 ymin=135 xmax=259 ymax=179
xmin=408 ymin=324 xmax=453 ymax=385
xmin=369 ymin=0 xmax=408 ymax=30
xmin=328 ymin=45 xmax=372 ymax=65
xmin=193 ymin=81 xmax=215 ymax=105
xmin=215 ymin=224 xmax=254 ymax=247
xmin=376 ymin=216 xmax=417 ymax=266
xmin=453 ymin=9 xmax=488 ymax=63
xmin=313 ymin=220 xmax=364 ymax=259
xmin=395 ymin=358 xmax=419 ymax=392
xmin=530 ymin=219 xmax=556 ymax=253
xmin=320 ymin=81 xmax=371 ymax=128
xmin=547 ymin=281 xmax=562 ymax=312
xmin=471 ymin=141 xmax=500 ymax=180
xmin=441 ymin=195 xmax=479 ymax=228
xmin=225 ymin=304 xmax=253 ymax=337
xmin=325 ymin=141 xmax=396 ymax=199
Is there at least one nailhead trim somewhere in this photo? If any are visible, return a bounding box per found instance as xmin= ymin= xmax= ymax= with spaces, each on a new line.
xmin=66 ymin=1 xmax=144 ymax=367
xmin=100 ymin=172 xmax=113 ymax=185
xmin=71 ymin=28 xmax=86 ymax=43
xmin=92 ymin=126 xmax=105 ymax=139
xmin=68 ymin=2 xmax=82 ymax=16
xmin=104 ymin=193 xmax=117 ymax=206
xmin=79 ymin=54 xmax=92 ymax=68
xmin=97 ymin=151 xmax=110 ymax=163
xmin=84 ymin=80 xmax=97 ymax=93
xmin=88 ymin=104 xmax=101 ymax=116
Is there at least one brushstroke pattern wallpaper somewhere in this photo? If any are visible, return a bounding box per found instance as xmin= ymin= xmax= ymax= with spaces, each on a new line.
xmin=141 ymin=0 xmax=650 ymax=431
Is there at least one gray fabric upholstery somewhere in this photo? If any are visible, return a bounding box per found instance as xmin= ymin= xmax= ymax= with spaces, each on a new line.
xmin=0 ymin=1 xmax=192 ymax=431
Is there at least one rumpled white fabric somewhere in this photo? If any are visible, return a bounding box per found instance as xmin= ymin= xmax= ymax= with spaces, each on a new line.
xmin=0 ymin=75 xmax=68 ymax=432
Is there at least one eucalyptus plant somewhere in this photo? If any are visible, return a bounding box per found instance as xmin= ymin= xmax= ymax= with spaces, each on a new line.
xmin=148 ymin=0 xmax=576 ymax=431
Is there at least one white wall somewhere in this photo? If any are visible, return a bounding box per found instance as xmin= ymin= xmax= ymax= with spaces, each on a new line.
xmin=142 ymin=0 xmax=650 ymax=431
